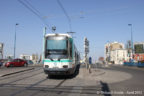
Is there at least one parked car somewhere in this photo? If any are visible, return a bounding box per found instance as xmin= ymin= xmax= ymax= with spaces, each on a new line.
xmin=5 ymin=59 xmax=28 ymax=67
xmin=26 ymin=60 xmax=34 ymax=65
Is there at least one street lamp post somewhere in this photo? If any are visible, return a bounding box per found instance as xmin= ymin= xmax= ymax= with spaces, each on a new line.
xmin=128 ymin=24 xmax=133 ymax=59
xmin=14 ymin=23 xmax=19 ymax=59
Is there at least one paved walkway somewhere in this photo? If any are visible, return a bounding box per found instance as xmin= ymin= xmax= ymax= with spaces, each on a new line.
xmin=79 ymin=67 xmax=132 ymax=84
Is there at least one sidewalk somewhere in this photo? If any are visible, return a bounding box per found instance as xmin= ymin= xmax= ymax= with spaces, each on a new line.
xmin=78 ymin=67 xmax=132 ymax=84
xmin=77 ymin=68 xmax=105 ymax=86
xmin=84 ymin=68 xmax=106 ymax=80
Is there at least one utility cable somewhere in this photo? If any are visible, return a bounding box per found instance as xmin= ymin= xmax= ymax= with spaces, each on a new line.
xmin=18 ymin=0 xmax=51 ymax=31
xmin=56 ymin=0 xmax=72 ymax=32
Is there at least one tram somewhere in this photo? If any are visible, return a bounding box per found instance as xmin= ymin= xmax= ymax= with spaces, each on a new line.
xmin=43 ymin=33 xmax=80 ymax=76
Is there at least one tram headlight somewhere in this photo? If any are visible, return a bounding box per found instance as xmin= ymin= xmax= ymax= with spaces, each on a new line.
xmin=45 ymin=65 xmax=49 ymax=68
xmin=63 ymin=65 xmax=68 ymax=68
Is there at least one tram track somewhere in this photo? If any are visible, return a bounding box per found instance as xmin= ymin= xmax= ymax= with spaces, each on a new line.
xmin=0 ymin=67 xmax=103 ymax=96
xmin=9 ymin=78 xmax=67 ymax=96
xmin=0 ymin=67 xmax=68 ymax=96
xmin=10 ymin=78 xmax=48 ymax=96
xmin=1 ymin=68 xmax=35 ymax=77
xmin=26 ymin=67 xmax=81 ymax=96
xmin=27 ymin=79 xmax=67 ymax=96
xmin=0 ymin=68 xmax=43 ymax=87
xmin=26 ymin=73 xmax=81 ymax=96
xmin=0 ymin=67 xmax=42 ymax=81
xmin=0 ymin=71 xmax=43 ymax=87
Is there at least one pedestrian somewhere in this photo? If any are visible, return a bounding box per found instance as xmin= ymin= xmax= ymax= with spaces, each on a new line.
xmin=89 ymin=57 xmax=92 ymax=73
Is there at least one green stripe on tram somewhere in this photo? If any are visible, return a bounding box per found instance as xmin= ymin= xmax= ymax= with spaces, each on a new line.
xmin=44 ymin=59 xmax=72 ymax=62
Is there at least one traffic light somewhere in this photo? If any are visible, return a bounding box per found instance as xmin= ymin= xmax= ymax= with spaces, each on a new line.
xmin=84 ymin=37 xmax=89 ymax=54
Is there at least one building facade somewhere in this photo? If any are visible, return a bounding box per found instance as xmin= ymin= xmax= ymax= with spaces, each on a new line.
xmin=20 ymin=54 xmax=31 ymax=60
xmin=110 ymin=49 xmax=128 ymax=64
xmin=20 ymin=54 xmax=39 ymax=63
xmin=105 ymin=41 xmax=128 ymax=64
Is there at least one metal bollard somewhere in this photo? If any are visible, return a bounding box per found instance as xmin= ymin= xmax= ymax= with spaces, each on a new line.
xmin=89 ymin=64 xmax=91 ymax=73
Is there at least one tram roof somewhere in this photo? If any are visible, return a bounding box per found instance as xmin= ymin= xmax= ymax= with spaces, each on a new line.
xmin=45 ymin=33 xmax=72 ymax=38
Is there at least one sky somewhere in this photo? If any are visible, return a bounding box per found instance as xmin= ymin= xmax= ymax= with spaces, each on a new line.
xmin=0 ymin=0 xmax=144 ymax=61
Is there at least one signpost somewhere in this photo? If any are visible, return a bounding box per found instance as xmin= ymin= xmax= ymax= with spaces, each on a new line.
xmin=84 ymin=37 xmax=89 ymax=69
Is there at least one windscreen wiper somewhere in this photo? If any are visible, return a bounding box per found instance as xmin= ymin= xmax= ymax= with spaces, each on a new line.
xmin=58 ymin=58 xmax=61 ymax=61
xmin=48 ymin=57 xmax=53 ymax=61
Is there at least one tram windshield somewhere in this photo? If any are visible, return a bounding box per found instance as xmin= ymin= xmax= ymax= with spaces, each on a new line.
xmin=45 ymin=36 xmax=68 ymax=59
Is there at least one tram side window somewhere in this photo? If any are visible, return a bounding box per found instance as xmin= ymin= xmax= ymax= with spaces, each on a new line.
xmin=70 ymin=41 xmax=72 ymax=58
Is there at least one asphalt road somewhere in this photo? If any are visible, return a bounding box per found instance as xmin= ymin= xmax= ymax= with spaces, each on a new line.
xmin=0 ymin=64 xmax=144 ymax=96
xmin=93 ymin=64 xmax=144 ymax=96
xmin=103 ymin=65 xmax=144 ymax=95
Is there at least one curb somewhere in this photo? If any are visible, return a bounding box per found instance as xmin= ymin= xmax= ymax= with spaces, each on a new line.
xmin=92 ymin=71 xmax=106 ymax=76
xmin=90 ymin=69 xmax=106 ymax=77
xmin=30 ymin=64 xmax=43 ymax=67
xmin=1 ymin=68 xmax=35 ymax=77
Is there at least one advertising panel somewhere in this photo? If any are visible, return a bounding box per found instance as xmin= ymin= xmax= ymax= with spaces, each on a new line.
xmin=134 ymin=44 xmax=144 ymax=53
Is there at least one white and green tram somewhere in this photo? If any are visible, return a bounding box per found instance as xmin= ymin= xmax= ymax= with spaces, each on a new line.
xmin=43 ymin=33 xmax=80 ymax=75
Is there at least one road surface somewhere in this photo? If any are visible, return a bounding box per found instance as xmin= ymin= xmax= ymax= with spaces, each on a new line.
xmin=0 ymin=64 xmax=143 ymax=96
